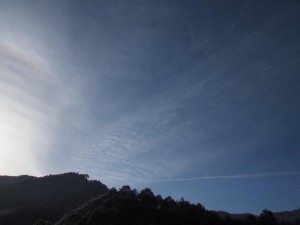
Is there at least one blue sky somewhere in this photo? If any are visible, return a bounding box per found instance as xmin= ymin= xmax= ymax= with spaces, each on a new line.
xmin=0 ymin=0 xmax=300 ymax=214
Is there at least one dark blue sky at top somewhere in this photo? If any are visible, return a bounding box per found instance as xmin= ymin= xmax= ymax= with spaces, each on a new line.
xmin=0 ymin=0 xmax=300 ymax=214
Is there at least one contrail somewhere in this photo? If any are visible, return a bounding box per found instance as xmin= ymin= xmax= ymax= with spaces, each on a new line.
xmin=135 ymin=171 xmax=300 ymax=183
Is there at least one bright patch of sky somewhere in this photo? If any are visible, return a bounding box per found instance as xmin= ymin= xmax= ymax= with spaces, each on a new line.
xmin=0 ymin=0 xmax=300 ymax=214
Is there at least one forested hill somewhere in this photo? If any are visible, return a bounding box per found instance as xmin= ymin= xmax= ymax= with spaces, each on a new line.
xmin=0 ymin=173 xmax=108 ymax=225
xmin=0 ymin=173 xmax=299 ymax=225
xmin=54 ymin=186 xmax=300 ymax=225
xmin=274 ymin=208 xmax=300 ymax=223
xmin=217 ymin=209 xmax=300 ymax=224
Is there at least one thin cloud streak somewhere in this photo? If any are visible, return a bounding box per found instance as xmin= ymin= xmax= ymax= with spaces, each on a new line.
xmin=69 ymin=0 xmax=300 ymax=191
xmin=136 ymin=171 xmax=300 ymax=183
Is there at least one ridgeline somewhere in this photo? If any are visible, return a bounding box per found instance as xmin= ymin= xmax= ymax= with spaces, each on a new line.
xmin=0 ymin=173 xmax=299 ymax=225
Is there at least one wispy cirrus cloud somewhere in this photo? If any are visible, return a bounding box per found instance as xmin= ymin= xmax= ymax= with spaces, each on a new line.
xmin=0 ymin=0 xmax=91 ymax=176
xmin=0 ymin=37 xmax=81 ymax=176
xmin=69 ymin=6 xmax=300 ymax=186
xmin=70 ymin=73 xmax=229 ymax=186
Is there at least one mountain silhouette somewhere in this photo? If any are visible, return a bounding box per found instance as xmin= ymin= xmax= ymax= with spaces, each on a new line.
xmin=55 ymin=185 xmax=300 ymax=225
xmin=0 ymin=173 xmax=299 ymax=225
xmin=274 ymin=208 xmax=300 ymax=223
xmin=217 ymin=209 xmax=300 ymax=224
xmin=0 ymin=173 xmax=108 ymax=225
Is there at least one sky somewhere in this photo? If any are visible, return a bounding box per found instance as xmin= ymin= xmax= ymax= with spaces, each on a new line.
xmin=0 ymin=0 xmax=300 ymax=214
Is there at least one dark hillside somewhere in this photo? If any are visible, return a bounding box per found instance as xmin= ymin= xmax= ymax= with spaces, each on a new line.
xmin=55 ymin=186 xmax=300 ymax=225
xmin=217 ymin=208 xmax=300 ymax=223
xmin=274 ymin=208 xmax=300 ymax=223
xmin=0 ymin=173 xmax=108 ymax=225
xmin=56 ymin=186 xmax=221 ymax=225
xmin=0 ymin=173 xmax=299 ymax=225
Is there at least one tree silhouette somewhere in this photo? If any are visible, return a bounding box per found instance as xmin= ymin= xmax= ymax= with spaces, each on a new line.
xmin=258 ymin=209 xmax=280 ymax=225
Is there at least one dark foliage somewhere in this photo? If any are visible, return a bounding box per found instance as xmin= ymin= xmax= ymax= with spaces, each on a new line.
xmin=0 ymin=173 xmax=108 ymax=225
xmin=1 ymin=173 xmax=299 ymax=225
xmin=274 ymin=208 xmax=300 ymax=223
xmin=56 ymin=186 xmax=212 ymax=225
xmin=33 ymin=219 xmax=53 ymax=225
xmin=55 ymin=185 xmax=297 ymax=225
